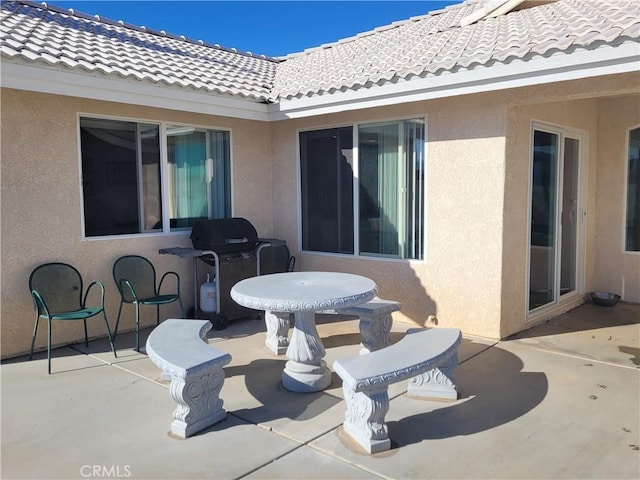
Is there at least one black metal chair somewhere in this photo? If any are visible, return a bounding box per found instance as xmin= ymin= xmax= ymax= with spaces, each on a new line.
xmin=259 ymin=244 xmax=296 ymax=275
xmin=112 ymin=255 xmax=184 ymax=352
xmin=28 ymin=262 xmax=117 ymax=374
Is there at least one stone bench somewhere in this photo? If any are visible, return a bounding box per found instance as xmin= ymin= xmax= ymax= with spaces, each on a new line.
xmin=333 ymin=327 xmax=461 ymax=454
xmin=264 ymin=297 xmax=401 ymax=355
xmin=146 ymin=319 xmax=231 ymax=438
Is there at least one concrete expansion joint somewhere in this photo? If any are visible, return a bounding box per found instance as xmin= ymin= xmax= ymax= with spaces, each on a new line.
xmin=110 ymin=361 xmax=172 ymax=387
xmin=458 ymin=342 xmax=498 ymax=365
xmin=522 ymin=345 xmax=640 ymax=370
xmin=236 ymin=443 xmax=308 ymax=480
xmin=304 ymin=442 xmax=390 ymax=479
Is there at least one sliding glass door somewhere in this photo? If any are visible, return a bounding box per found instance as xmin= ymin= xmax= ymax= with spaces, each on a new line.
xmin=560 ymin=137 xmax=580 ymax=297
xmin=528 ymin=124 xmax=585 ymax=313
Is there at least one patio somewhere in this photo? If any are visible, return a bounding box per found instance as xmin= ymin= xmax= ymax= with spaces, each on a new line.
xmin=2 ymin=301 xmax=639 ymax=479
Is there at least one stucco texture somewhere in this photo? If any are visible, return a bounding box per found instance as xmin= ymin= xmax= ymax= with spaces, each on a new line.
xmin=2 ymin=72 xmax=639 ymax=358
xmin=500 ymin=83 xmax=640 ymax=336
xmin=271 ymin=75 xmax=640 ymax=341
xmin=271 ymin=94 xmax=508 ymax=339
xmin=0 ymin=89 xmax=273 ymax=358
xmin=502 ymin=97 xmax=599 ymax=336
xmin=595 ymin=96 xmax=640 ymax=302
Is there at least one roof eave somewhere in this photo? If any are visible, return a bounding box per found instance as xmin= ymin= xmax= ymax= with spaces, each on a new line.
xmin=1 ymin=59 xmax=272 ymax=121
xmin=268 ymin=41 xmax=640 ymax=120
xmin=3 ymin=41 xmax=638 ymax=123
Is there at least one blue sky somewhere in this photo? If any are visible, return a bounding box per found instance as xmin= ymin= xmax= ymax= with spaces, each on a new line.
xmin=53 ymin=1 xmax=458 ymax=57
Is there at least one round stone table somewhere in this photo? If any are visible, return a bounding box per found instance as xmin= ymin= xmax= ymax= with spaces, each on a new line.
xmin=231 ymin=271 xmax=377 ymax=392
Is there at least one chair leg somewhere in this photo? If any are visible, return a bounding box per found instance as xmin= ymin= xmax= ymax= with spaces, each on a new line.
xmin=178 ymin=297 xmax=185 ymax=317
xmin=83 ymin=319 xmax=89 ymax=348
xmin=114 ymin=301 xmax=124 ymax=343
xmin=135 ymin=303 xmax=141 ymax=353
xmin=156 ymin=305 xmax=160 ymax=326
xmin=47 ymin=318 xmax=52 ymax=375
xmin=102 ymin=311 xmax=118 ymax=359
xmin=29 ymin=315 xmax=40 ymax=360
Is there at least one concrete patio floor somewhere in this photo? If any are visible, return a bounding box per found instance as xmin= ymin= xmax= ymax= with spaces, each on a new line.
xmin=2 ymin=302 xmax=639 ymax=480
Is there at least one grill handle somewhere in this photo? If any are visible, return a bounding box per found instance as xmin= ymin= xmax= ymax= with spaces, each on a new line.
xmin=225 ymin=238 xmax=248 ymax=244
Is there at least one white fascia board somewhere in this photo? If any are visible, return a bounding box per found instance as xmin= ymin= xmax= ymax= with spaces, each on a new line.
xmin=269 ymin=42 xmax=640 ymax=120
xmin=1 ymin=61 xmax=271 ymax=122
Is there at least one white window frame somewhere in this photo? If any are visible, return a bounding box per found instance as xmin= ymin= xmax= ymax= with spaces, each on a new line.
xmin=77 ymin=113 xmax=233 ymax=240
xmin=526 ymin=120 xmax=588 ymax=322
xmin=297 ymin=115 xmax=428 ymax=262
xmin=623 ymin=124 xmax=640 ymax=254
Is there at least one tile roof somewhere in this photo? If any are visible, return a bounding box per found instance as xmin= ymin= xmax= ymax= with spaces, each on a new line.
xmin=1 ymin=0 xmax=638 ymax=105
xmin=273 ymin=0 xmax=640 ymax=100
xmin=0 ymin=0 xmax=279 ymax=102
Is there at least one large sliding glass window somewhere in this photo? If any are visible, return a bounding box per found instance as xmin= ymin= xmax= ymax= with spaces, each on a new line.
xmin=166 ymin=125 xmax=231 ymax=228
xmin=300 ymin=127 xmax=354 ymax=254
xmin=359 ymin=119 xmax=424 ymax=259
xmin=299 ymin=118 xmax=425 ymax=260
xmin=625 ymin=126 xmax=640 ymax=252
xmin=80 ymin=117 xmax=230 ymax=238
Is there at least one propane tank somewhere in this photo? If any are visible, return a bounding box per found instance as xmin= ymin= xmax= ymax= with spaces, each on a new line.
xmin=200 ymin=273 xmax=217 ymax=313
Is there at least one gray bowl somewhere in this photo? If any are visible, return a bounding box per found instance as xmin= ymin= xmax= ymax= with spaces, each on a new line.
xmin=590 ymin=291 xmax=621 ymax=307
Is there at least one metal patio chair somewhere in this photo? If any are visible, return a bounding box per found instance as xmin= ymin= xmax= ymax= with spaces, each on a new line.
xmin=28 ymin=262 xmax=117 ymax=374
xmin=112 ymin=255 xmax=184 ymax=352
xmin=258 ymin=244 xmax=296 ymax=275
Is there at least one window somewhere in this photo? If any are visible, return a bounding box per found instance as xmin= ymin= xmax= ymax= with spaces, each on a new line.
xmin=299 ymin=118 xmax=425 ymax=260
xmin=80 ymin=118 xmax=230 ymax=237
xmin=626 ymin=126 xmax=640 ymax=252
xmin=300 ymin=127 xmax=354 ymax=254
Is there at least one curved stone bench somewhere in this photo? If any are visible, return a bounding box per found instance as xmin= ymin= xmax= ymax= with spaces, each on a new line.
xmin=264 ymin=297 xmax=401 ymax=355
xmin=333 ymin=328 xmax=461 ymax=453
xmin=146 ymin=319 xmax=231 ymax=438
xmin=334 ymin=297 xmax=401 ymax=354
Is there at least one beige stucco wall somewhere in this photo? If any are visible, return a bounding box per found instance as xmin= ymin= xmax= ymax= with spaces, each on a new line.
xmin=500 ymin=86 xmax=640 ymax=337
xmin=0 ymin=88 xmax=273 ymax=358
xmin=272 ymin=73 xmax=640 ymax=341
xmin=272 ymin=94 xmax=509 ymax=339
xmin=502 ymin=98 xmax=600 ymax=336
xmin=3 ymin=73 xmax=638 ymax=357
xmin=594 ymin=96 xmax=640 ymax=302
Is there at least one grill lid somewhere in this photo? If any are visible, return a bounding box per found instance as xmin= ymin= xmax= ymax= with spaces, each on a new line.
xmin=191 ymin=218 xmax=259 ymax=254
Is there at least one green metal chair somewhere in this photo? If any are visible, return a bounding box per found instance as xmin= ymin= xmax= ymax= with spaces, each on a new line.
xmin=112 ymin=255 xmax=184 ymax=352
xmin=28 ymin=262 xmax=117 ymax=374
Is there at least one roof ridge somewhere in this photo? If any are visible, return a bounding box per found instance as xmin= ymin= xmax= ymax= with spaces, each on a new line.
xmin=12 ymin=0 xmax=281 ymax=63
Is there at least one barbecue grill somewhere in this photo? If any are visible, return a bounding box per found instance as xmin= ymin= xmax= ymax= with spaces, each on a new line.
xmin=160 ymin=218 xmax=292 ymax=329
